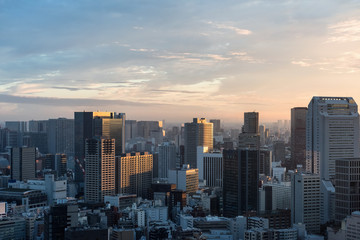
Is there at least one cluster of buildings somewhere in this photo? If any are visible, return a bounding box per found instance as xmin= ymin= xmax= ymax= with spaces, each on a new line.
xmin=0 ymin=96 xmax=359 ymax=239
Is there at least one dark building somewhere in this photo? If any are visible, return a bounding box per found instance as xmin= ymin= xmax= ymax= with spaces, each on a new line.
xmin=239 ymin=112 xmax=260 ymax=150
xmin=335 ymin=158 xmax=360 ymax=223
xmin=273 ymin=141 xmax=285 ymax=163
xmin=23 ymin=132 xmax=48 ymax=154
xmin=291 ymin=107 xmax=307 ymax=170
xmin=10 ymin=147 xmax=36 ymax=181
xmin=169 ymin=190 xmax=187 ymax=220
xmin=223 ymin=149 xmax=259 ymax=217
xmin=258 ymin=209 xmax=291 ymax=229
xmin=0 ymin=188 xmax=47 ymax=209
xmin=44 ymin=203 xmax=78 ymax=240
xmin=259 ymin=149 xmax=272 ymax=176
xmin=47 ymin=118 xmax=74 ymax=156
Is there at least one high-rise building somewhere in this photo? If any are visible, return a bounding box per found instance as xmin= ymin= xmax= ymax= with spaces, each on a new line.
xmin=259 ymin=125 xmax=265 ymax=146
xmin=48 ymin=118 xmax=74 ymax=156
xmin=5 ymin=121 xmax=27 ymax=132
xmin=291 ymin=107 xmax=307 ymax=170
xmin=116 ymin=152 xmax=153 ymax=199
xmin=29 ymin=120 xmax=48 ymax=133
xmin=158 ymin=142 xmax=177 ymax=178
xmin=223 ymin=149 xmax=259 ymax=217
xmin=125 ymin=120 xmax=137 ymax=141
xmin=93 ymin=113 xmax=126 ymax=155
xmin=74 ymin=111 xmax=125 ymax=183
xmin=10 ymin=147 xmax=36 ymax=181
xmin=210 ymin=119 xmax=221 ymax=133
xmin=291 ymin=172 xmax=320 ymax=234
xmin=272 ymin=141 xmax=285 ymax=163
xmin=335 ymin=158 xmax=360 ymax=223
xmin=243 ymin=112 xmax=259 ymax=134
xmin=259 ymin=149 xmax=272 ymax=176
xmin=239 ymin=112 xmax=260 ymax=150
xmin=197 ymin=146 xmax=223 ymax=188
xmin=168 ymin=164 xmax=199 ymax=194
xmin=85 ymin=138 xmax=115 ymax=203
xmin=306 ymin=97 xmax=360 ymax=181
xmin=184 ymin=118 xmax=213 ymax=168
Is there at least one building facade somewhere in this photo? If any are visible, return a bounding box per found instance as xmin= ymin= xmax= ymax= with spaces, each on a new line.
xmin=306 ymin=97 xmax=360 ymax=181
xmin=291 ymin=107 xmax=307 ymax=170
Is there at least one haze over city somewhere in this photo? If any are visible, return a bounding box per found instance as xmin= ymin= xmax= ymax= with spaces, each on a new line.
xmin=1 ymin=0 xmax=360 ymax=123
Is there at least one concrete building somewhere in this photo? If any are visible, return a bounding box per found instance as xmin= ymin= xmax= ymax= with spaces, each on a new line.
xmin=259 ymin=182 xmax=291 ymax=212
xmin=158 ymin=142 xmax=177 ymax=178
xmin=291 ymin=107 xmax=307 ymax=170
xmin=197 ymin=146 xmax=223 ymax=188
xmin=0 ymin=217 xmax=26 ymax=240
xmin=104 ymin=194 xmax=137 ymax=210
xmin=291 ymin=172 xmax=321 ymax=234
xmin=85 ymin=138 xmax=116 ymax=203
xmin=168 ymin=164 xmax=199 ymax=194
xmin=210 ymin=119 xmax=221 ymax=133
xmin=306 ymin=97 xmax=360 ymax=181
xmin=184 ymin=118 xmax=213 ymax=168
xmin=238 ymin=112 xmax=260 ymax=150
xmin=335 ymin=158 xmax=360 ymax=223
xmin=10 ymin=147 xmax=36 ymax=181
xmin=116 ymin=152 xmax=153 ymax=198
xmin=320 ymin=180 xmax=335 ymax=224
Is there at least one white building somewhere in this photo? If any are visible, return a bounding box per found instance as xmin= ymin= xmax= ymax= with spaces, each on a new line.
xmin=197 ymin=146 xmax=223 ymax=187
xmin=291 ymin=172 xmax=321 ymax=234
xmin=259 ymin=181 xmax=291 ymax=211
xmin=306 ymin=97 xmax=360 ymax=181
xmin=272 ymin=166 xmax=286 ymax=182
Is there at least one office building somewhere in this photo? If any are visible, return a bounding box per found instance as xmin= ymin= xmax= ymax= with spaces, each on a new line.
xmin=93 ymin=113 xmax=126 ymax=155
xmin=125 ymin=120 xmax=137 ymax=141
xmin=223 ymin=149 xmax=259 ymax=217
xmin=5 ymin=121 xmax=27 ymax=132
xmin=116 ymin=152 xmax=153 ymax=198
xmin=321 ymin=179 xmax=335 ymax=224
xmin=47 ymin=118 xmax=74 ymax=155
xmin=184 ymin=118 xmax=213 ymax=168
xmin=44 ymin=203 xmax=78 ymax=240
xmin=10 ymin=147 xmax=36 ymax=181
xmin=291 ymin=107 xmax=307 ymax=170
xmin=291 ymin=172 xmax=320 ymax=234
xmin=0 ymin=217 xmax=26 ymax=240
xmin=29 ymin=120 xmax=48 ymax=133
xmin=259 ymin=149 xmax=272 ymax=176
xmin=210 ymin=119 xmax=221 ymax=133
xmin=239 ymin=112 xmax=260 ymax=149
xmin=306 ymin=97 xmax=360 ymax=181
xmin=335 ymin=158 xmax=360 ymax=223
xmin=85 ymin=138 xmax=116 ymax=203
xmin=197 ymin=146 xmax=223 ymax=188
xmin=74 ymin=111 xmax=125 ymax=183
xmin=0 ymin=188 xmax=47 ymax=210
xmin=168 ymin=164 xmax=199 ymax=194
xmin=158 ymin=142 xmax=177 ymax=178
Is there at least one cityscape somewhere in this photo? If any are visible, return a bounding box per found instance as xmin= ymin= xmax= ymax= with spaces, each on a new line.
xmin=1 ymin=97 xmax=360 ymax=239
xmin=1 ymin=0 xmax=360 ymax=240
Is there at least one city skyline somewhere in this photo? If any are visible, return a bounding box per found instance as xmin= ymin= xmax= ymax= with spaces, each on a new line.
xmin=1 ymin=1 xmax=360 ymax=122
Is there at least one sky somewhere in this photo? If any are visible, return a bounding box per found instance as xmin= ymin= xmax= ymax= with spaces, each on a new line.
xmin=1 ymin=0 xmax=360 ymax=125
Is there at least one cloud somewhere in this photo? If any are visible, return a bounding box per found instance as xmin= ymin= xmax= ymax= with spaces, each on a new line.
xmin=327 ymin=19 xmax=360 ymax=42
xmin=206 ymin=21 xmax=252 ymax=35
xmin=291 ymin=60 xmax=311 ymax=67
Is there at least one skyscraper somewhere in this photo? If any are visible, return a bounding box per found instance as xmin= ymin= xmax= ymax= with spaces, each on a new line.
xmin=223 ymin=149 xmax=259 ymax=217
xmin=210 ymin=119 xmax=221 ymax=133
xmin=10 ymin=147 xmax=36 ymax=181
xmin=238 ymin=112 xmax=260 ymax=149
xmin=291 ymin=107 xmax=307 ymax=170
xmin=158 ymin=142 xmax=177 ymax=179
xmin=306 ymin=97 xmax=360 ymax=181
xmin=116 ymin=152 xmax=153 ymax=199
xmin=48 ymin=118 xmax=74 ymax=156
xmin=85 ymin=138 xmax=115 ymax=203
xmin=184 ymin=118 xmax=213 ymax=168
xmin=74 ymin=111 xmax=125 ymax=183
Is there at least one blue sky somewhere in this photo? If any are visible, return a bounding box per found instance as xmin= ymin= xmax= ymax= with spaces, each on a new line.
xmin=1 ymin=0 xmax=360 ymax=124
